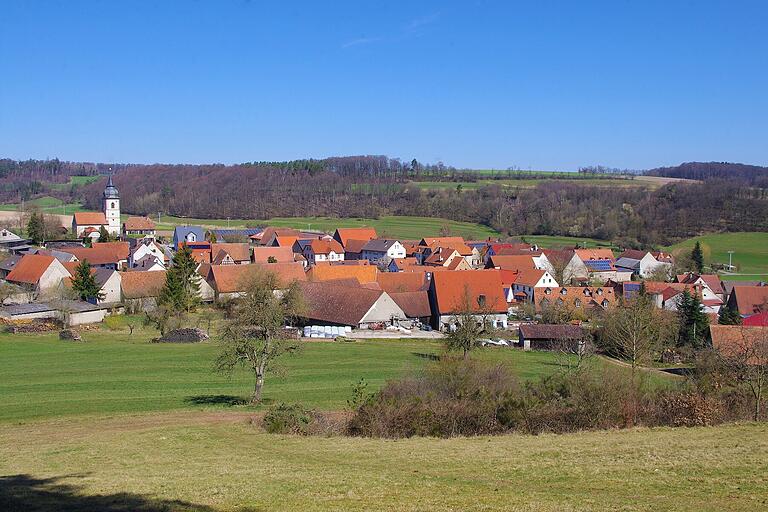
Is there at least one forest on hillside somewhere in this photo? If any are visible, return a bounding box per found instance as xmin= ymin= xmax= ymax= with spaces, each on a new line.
xmin=1 ymin=157 xmax=767 ymax=247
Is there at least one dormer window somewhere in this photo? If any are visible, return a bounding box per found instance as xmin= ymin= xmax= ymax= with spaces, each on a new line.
xmin=544 ymin=288 xmax=551 ymax=295
xmin=584 ymin=289 xmax=591 ymax=296
xmin=560 ymin=288 xmax=567 ymax=295
xmin=556 ymin=298 xmax=564 ymax=306
xmin=602 ymin=300 xmax=609 ymax=307
xmin=596 ymin=288 xmax=603 ymax=295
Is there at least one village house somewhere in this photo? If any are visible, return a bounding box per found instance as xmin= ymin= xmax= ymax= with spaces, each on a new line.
xmin=59 ymin=242 xmax=130 ymax=270
xmin=6 ymin=254 xmax=71 ymax=298
xmin=377 ymin=272 xmax=430 ymax=293
xmin=122 ymin=216 xmax=156 ymax=238
xmin=128 ymin=238 xmax=168 ymax=269
xmin=726 ymin=285 xmax=768 ymax=317
xmin=542 ymin=249 xmax=589 ymax=284
xmin=251 ymin=246 xmax=297 ymax=264
xmin=302 ymin=239 xmax=345 ymax=265
xmin=299 ymin=281 xmax=407 ymax=329
xmin=173 ymin=226 xmax=205 ymax=249
xmin=386 ymin=257 xmax=420 ymax=272
xmin=429 ymin=270 xmax=509 ymax=331
xmin=306 ymin=262 xmax=378 ymax=285
xmin=615 ymin=249 xmax=673 ymax=279
xmin=71 ymin=176 xmax=121 ymax=238
xmin=360 ymin=239 xmax=406 ymax=264
xmin=211 ymin=243 xmax=251 ymax=265
xmin=209 ymin=262 xmax=307 ymax=301
xmin=333 ymin=227 xmax=378 ymax=249
xmin=511 ymin=269 xmax=559 ymax=302
xmin=536 ymin=286 xmax=615 ymax=312
xmin=120 ymin=270 xmax=167 ymax=312
xmin=72 ymin=212 xmax=108 ymax=239
xmin=63 ymin=267 xmax=122 ymax=304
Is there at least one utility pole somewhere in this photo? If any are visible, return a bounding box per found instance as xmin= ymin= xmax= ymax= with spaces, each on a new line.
xmin=727 ymin=250 xmax=735 ymax=270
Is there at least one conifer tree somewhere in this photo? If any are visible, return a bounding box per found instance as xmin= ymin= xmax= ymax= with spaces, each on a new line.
xmin=691 ymin=241 xmax=704 ymax=273
xmin=718 ymin=304 xmax=742 ymax=325
xmin=27 ymin=211 xmax=45 ymax=245
xmin=677 ymin=289 xmax=710 ymax=349
xmin=71 ymin=259 xmax=104 ymax=302
xmin=159 ymin=245 xmax=201 ymax=313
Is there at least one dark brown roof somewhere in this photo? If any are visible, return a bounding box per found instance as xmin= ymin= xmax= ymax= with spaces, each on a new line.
xmin=519 ymin=324 xmax=585 ymax=340
xmin=299 ymin=281 xmax=386 ymax=326
xmin=389 ymin=291 xmax=431 ymax=319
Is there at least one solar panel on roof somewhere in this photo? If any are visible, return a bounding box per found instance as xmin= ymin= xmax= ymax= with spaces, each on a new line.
xmin=584 ymin=259 xmax=612 ymax=271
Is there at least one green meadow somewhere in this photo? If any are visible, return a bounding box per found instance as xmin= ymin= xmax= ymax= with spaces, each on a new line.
xmin=667 ymin=232 xmax=768 ymax=279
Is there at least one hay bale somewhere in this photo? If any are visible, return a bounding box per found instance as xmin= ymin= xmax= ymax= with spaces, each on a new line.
xmin=59 ymin=329 xmax=82 ymax=341
xmin=154 ymin=328 xmax=209 ymax=343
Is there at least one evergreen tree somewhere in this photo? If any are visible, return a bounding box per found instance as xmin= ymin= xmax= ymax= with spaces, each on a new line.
xmin=677 ymin=289 xmax=710 ymax=350
xmin=98 ymin=226 xmax=111 ymax=243
xmin=718 ymin=304 xmax=742 ymax=325
xmin=70 ymin=259 xmax=104 ymax=302
xmin=27 ymin=211 xmax=45 ymax=245
xmin=159 ymin=246 xmax=201 ymax=313
xmin=691 ymin=241 xmax=704 ymax=273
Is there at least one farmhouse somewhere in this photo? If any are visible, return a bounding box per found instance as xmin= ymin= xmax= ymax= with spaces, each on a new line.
xmin=122 ymin=216 xmax=156 ymax=238
xmin=361 ymin=239 xmax=406 ymax=264
xmin=429 ymin=270 xmax=508 ymax=331
xmin=726 ymin=286 xmax=768 ymax=316
xmin=303 ymin=239 xmax=345 ymax=265
xmin=120 ymin=270 xmax=167 ymax=312
xmin=511 ymin=269 xmax=559 ymax=302
xmin=299 ymin=281 xmax=406 ymax=329
xmin=615 ymin=249 xmax=672 ymax=278
xmin=333 ymin=227 xmax=377 ymax=248
xmin=6 ymin=254 xmax=70 ymax=298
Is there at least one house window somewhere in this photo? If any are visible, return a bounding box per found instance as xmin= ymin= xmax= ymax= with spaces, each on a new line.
xmin=477 ymin=295 xmax=486 ymax=307
xmin=602 ymin=300 xmax=609 ymax=307
xmin=111 ymin=202 xmax=115 ymax=209
xmin=575 ymin=298 xmax=581 ymax=308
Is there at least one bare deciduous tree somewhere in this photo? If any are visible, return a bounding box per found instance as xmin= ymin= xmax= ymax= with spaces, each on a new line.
xmin=716 ymin=326 xmax=768 ymax=421
xmin=215 ymin=270 xmax=304 ymax=404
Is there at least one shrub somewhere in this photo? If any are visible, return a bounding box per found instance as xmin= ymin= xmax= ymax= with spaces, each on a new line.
xmin=655 ymin=391 xmax=722 ymax=427
xmin=263 ymin=402 xmax=314 ymax=435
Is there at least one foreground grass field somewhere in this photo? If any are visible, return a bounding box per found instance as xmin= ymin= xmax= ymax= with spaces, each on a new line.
xmin=0 ymin=328 xmax=569 ymax=423
xmin=0 ymin=414 xmax=764 ymax=511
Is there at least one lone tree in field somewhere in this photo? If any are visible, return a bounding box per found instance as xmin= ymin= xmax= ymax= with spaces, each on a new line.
xmin=159 ymin=245 xmax=201 ymax=313
xmin=444 ymin=286 xmax=497 ymax=359
xmin=70 ymin=259 xmax=104 ymax=302
xmin=215 ymin=270 xmax=304 ymax=404
xmin=27 ymin=211 xmax=45 ymax=245
xmin=691 ymin=241 xmax=704 ymax=273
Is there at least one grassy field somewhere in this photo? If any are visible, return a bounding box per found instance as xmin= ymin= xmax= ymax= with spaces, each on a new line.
xmin=521 ymin=234 xmax=617 ymax=249
xmin=0 ymin=415 xmax=764 ymax=511
xmin=0 ymin=324 xmax=572 ymax=423
xmin=407 ymin=177 xmax=652 ymax=192
xmin=667 ymin=232 xmax=768 ymax=280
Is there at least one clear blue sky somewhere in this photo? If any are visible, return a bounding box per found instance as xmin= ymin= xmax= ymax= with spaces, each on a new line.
xmin=1 ymin=1 xmax=767 ymax=170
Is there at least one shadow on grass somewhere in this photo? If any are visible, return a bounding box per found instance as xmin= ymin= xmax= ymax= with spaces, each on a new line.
xmin=184 ymin=395 xmax=248 ymax=406
xmin=411 ymin=352 xmax=440 ymax=361
xmin=0 ymin=474 xmax=234 ymax=512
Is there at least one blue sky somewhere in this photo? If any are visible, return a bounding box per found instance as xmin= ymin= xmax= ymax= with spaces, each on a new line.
xmin=1 ymin=1 xmax=767 ymax=170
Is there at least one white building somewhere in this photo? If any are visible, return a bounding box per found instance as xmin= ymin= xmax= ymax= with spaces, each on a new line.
xmin=361 ymin=239 xmax=406 ymax=264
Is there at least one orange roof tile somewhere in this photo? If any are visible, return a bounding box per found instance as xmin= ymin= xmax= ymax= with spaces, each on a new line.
xmin=377 ymin=272 xmax=429 ymax=293
xmin=58 ymin=242 xmax=130 ymax=266
xmin=6 ymin=254 xmax=57 ymax=284
xmin=575 ymin=248 xmax=615 ymax=261
xmin=120 ymin=270 xmax=167 ymax=299
xmin=334 ymin=227 xmax=378 ymax=248
xmin=73 ymin=212 xmax=107 ymax=225
xmin=211 ymin=243 xmax=250 ymax=262
xmin=431 ymin=269 xmax=507 ymax=314
xmin=212 ymin=262 xmax=306 ymax=293
xmin=251 ymin=246 xmax=295 ymax=263
xmin=513 ymin=269 xmax=548 ymax=287
xmin=487 ymin=254 xmax=538 ymax=271
xmin=309 ymin=239 xmax=344 ymax=255
xmin=306 ymin=262 xmax=377 ymax=284
xmin=123 ymin=216 xmax=156 ymax=231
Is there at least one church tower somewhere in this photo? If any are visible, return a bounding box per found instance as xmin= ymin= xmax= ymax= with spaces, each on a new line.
xmin=103 ymin=175 xmax=121 ymax=236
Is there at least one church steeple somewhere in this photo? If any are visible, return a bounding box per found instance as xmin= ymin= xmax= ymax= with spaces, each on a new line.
xmin=102 ymin=172 xmax=121 ymax=236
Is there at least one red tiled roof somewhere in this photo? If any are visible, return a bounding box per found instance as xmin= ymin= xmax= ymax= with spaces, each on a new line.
xmin=710 ymin=325 xmax=768 ymax=364
xmin=487 ymin=254 xmax=537 ymax=271
xmin=306 ymin=262 xmax=377 ymax=284
xmin=537 ymin=286 xmax=615 ymax=309
xmin=58 ymin=242 xmax=130 ymax=266
xmin=121 ymin=270 xmax=167 ymax=299
xmin=211 ymin=243 xmax=250 ymax=262
xmin=575 ymin=248 xmax=615 ymax=261
xmin=377 ymin=272 xmax=429 ymax=293
xmin=334 ymin=228 xmax=378 ymax=248
xmin=420 ymin=236 xmax=465 ymax=247
xmin=342 ymin=239 xmax=369 ymax=254
xmin=212 ymin=262 xmax=306 ymax=293
xmin=730 ymin=286 xmax=768 ymax=315
xmin=6 ymin=254 xmax=56 ymax=284
xmin=309 ymin=239 xmax=344 ymax=255
xmin=513 ymin=269 xmax=548 ymax=287
xmin=431 ymin=269 xmax=507 ymax=314
xmin=251 ymin=246 xmax=295 ymax=264
xmin=123 ymin=216 xmax=156 ymax=231
xmin=73 ymin=212 xmax=107 ymax=225
xmin=744 ymin=311 xmax=768 ymax=327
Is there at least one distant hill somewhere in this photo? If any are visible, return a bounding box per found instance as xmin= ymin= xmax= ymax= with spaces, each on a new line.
xmin=646 ymin=162 xmax=768 ymax=187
